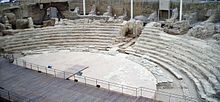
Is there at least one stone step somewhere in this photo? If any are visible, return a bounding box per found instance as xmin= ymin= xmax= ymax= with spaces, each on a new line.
xmin=140 ymin=35 xmax=220 ymax=74
xmin=126 ymin=54 xmax=173 ymax=86
xmin=141 ymin=32 xmax=220 ymax=60
xmin=131 ymin=46 xmax=183 ymax=80
xmin=17 ymin=30 xmax=120 ymax=36
xmin=124 ymin=49 xmax=209 ymax=101
xmin=139 ymin=32 xmax=220 ymax=69
xmin=5 ymin=36 xmax=115 ymax=45
xmin=4 ymin=39 xmax=112 ymax=49
xmin=4 ymin=44 xmax=49 ymax=52
xmin=135 ymin=42 xmax=220 ymax=91
xmin=137 ymin=37 xmax=220 ymax=82
xmin=139 ymin=37 xmax=220 ymax=79
xmin=4 ymin=33 xmax=118 ymax=43
xmin=20 ymin=25 xmax=122 ymax=32
xmin=61 ymin=22 xmax=123 ymax=27
xmin=134 ymin=43 xmax=215 ymax=95
xmin=22 ymin=28 xmax=120 ymax=33
xmin=4 ymin=42 xmax=111 ymax=52
xmin=130 ymin=46 xmax=217 ymax=101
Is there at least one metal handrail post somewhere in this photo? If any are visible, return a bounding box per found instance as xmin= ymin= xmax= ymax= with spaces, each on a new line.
xmin=63 ymin=71 xmax=65 ymax=79
xmin=23 ymin=60 xmax=26 ymax=67
xmin=140 ymin=88 xmax=142 ymax=96
xmin=15 ymin=59 xmax=18 ymax=65
xmin=8 ymin=91 xmax=10 ymax=101
xmin=169 ymin=94 xmax=171 ymax=102
xmin=154 ymin=90 xmax=157 ymax=101
xmin=135 ymin=88 xmax=138 ymax=97
xmin=54 ymin=69 xmax=56 ymax=77
xmin=122 ymin=85 xmax=123 ymax=94
xmin=108 ymin=82 xmax=110 ymax=91
xmin=45 ymin=67 xmax=47 ymax=74
xmin=84 ymin=77 xmax=86 ymax=86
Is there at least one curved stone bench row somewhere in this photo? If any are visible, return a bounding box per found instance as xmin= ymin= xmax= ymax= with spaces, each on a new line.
xmin=132 ymin=43 xmax=216 ymax=101
xmin=16 ymin=28 xmax=121 ymax=36
xmin=1 ymin=22 xmax=123 ymax=52
xmin=3 ymin=39 xmax=112 ymax=51
xmin=139 ymin=34 xmax=220 ymax=78
xmin=133 ymin=43 xmax=216 ymax=95
xmin=137 ymin=37 xmax=220 ymax=83
xmin=137 ymin=32 xmax=220 ymax=89
xmin=124 ymin=48 xmax=208 ymax=101
xmin=143 ymin=28 xmax=220 ymax=60
xmin=2 ymin=30 xmax=119 ymax=50
xmin=141 ymin=29 xmax=220 ymax=69
xmin=5 ymin=35 xmax=115 ymax=45
xmin=14 ymin=31 xmax=119 ymax=39
xmin=128 ymin=27 xmax=220 ymax=101
xmin=4 ymin=42 xmax=111 ymax=52
xmin=139 ymin=33 xmax=220 ymax=82
xmin=126 ymin=55 xmax=174 ymax=87
xmin=62 ymin=20 xmax=124 ymax=27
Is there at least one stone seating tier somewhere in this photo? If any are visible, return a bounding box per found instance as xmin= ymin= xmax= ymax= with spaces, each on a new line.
xmin=125 ymin=26 xmax=220 ymax=102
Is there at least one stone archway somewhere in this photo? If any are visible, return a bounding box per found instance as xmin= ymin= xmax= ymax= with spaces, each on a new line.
xmin=44 ymin=6 xmax=64 ymax=21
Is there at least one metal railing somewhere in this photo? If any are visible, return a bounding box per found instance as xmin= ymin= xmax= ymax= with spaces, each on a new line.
xmin=0 ymin=87 xmax=31 ymax=102
xmin=11 ymin=58 xmax=200 ymax=102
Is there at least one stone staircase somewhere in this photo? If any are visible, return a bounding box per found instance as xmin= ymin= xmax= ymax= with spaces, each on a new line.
xmin=0 ymin=22 xmax=123 ymax=52
xmin=124 ymin=26 xmax=220 ymax=102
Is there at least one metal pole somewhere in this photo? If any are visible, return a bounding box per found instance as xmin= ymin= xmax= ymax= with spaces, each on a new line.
xmin=169 ymin=94 xmax=171 ymax=102
xmin=84 ymin=77 xmax=86 ymax=86
xmin=136 ymin=88 xmax=138 ymax=97
xmin=122 ymin=85 xmax=123 ymax=94
xmin=63 ymin=72 xmax=65 ymax=79
xmin=45 ymin=67 xmax=47 ymax=74
xmin=130 ymin=0 xmax=134 ymax=19
xmin=8 ymin=91 xmax=10 ymax=101
xmin=179 ymin=0 xmax=183 ymax=21
xmin=108 ymin=82 xmax=110 ymax=91
xmin=54 ymin=69 xmax=56 ymax=77
xmin=83 ymin=0 xmax=86 ymax=15
xmin=141 ymin=88 xmax=142 ymax=96
xmin=15 ymin=59 xmax=18 ymax=65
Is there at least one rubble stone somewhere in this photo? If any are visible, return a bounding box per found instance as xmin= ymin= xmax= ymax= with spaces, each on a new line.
xmin=103 ymin=6 xmax=113 ymax=17
xmin=88 ymin=5 xmax=97 ymax=16
xmin=164 ymin=20 xmax=190 ymax=35
xmin=16 ymin=19 xmax=29 ymax=29
xmin=187 ymin=22 xmax=215 ymax=39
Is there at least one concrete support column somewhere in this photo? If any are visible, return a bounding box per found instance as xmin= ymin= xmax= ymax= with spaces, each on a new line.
xmin=83 ymin=0 xmax=86 ymax=15
xmin=179 ymin=0 xmax=183 ymax=21
xmin=131 ymin=0 xmax=134 ymax=19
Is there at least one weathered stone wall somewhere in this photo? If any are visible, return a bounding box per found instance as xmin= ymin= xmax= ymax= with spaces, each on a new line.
xmin=26 ymin=2 xmax=69 ymax=24
xmin=1 ymin=0 xmax=220 ymax=23
xmin=68 ymin=0 xmax=220 ymax=21
xmin=1 ymin=2 xmax=69 ymax=24
xmin=171 ymin=2 xmax=220 ymax=21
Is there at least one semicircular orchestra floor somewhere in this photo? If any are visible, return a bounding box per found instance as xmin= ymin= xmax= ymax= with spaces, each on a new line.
xmin=19 ymin=50 xmax=157 ymax=98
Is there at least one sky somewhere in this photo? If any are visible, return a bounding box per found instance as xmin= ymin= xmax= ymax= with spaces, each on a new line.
xmin=0 ymin=0 xmax=16 ymax=3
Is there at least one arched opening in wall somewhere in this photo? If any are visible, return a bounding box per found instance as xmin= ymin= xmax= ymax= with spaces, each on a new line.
xmin=124 ymin=29 xmax=134 ymax=38
xmin=43 ymin=7 xmax=64 ymax=21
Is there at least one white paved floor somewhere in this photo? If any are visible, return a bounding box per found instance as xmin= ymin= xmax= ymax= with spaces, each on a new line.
xmin=19 ymin=50 xmax=157 ymax=98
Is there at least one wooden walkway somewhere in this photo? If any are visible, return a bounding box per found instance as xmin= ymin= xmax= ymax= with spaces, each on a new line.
xmin=0 ymin=58 xmax=155 ymax=102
